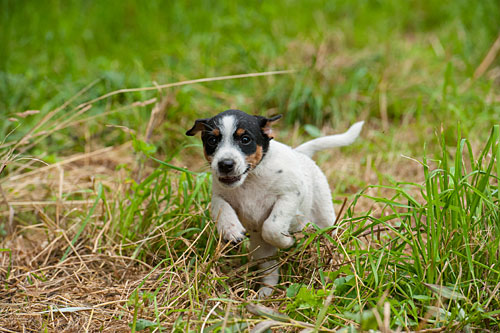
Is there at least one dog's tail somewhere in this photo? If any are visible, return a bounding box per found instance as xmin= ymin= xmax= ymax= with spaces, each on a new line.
xmin=294 ymin=121 xmax=364 ymax=158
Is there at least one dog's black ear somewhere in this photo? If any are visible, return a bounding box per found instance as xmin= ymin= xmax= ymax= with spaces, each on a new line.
xmin=255 ymin=115 xmax=282 ymax=139
xmin=186 ymin=119 xmax=209 ymax=136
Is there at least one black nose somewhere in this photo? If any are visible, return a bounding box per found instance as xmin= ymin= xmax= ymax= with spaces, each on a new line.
xmin=218 ymin=159 xmax=235 ymax=173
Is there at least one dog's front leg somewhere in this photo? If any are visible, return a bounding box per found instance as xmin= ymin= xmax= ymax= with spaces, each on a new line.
xmin=211 ymin=195 xmax=246 ymax=242
xmin=261 ymin=194 xmax=299 ymax=249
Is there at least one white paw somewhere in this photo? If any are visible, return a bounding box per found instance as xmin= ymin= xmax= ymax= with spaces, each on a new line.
xmin=219 ymin=223 xmax=247 ymax=243
xmin=281 ymin=234 xmax=295 ymax=249
xmin=262 ymin=231 xmax=295 ymax=249
xmin=258 ymin=286 xmax=274 ymax=298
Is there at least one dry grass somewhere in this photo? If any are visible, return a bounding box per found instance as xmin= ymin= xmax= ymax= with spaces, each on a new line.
xmin=1 ymin=236 xmax=149 ymax=332
xmin=1 ymin=144 xmax=136 ymax=331
xmin=0 ymin=119 xmax=427 ymax=331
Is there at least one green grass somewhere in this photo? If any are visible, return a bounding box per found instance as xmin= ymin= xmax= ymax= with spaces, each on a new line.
xmin=1 ymin=0 xmax=500 ymax=331
xmin=336 ymin=125 xmax=500 ymax=330
xmin=2 ymin=0 xmax=499 ymax=144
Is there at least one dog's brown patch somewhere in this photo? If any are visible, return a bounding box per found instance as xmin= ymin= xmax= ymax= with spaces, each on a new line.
xmin=212 ymin=128 xmax=220 ymax=136
xmin=236 ymin=128 xmax=245 ymax=136
xmin=246 ymin=145 xmax=263 ymax=168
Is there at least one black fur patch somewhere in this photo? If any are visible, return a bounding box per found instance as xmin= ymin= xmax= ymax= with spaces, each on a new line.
xmin=188 ymin=109 xmax=280 ymax=162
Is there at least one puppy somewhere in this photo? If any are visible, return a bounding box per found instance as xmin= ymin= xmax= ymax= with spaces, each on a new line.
xmin=186 ymin=109 xmax=363 ymax=296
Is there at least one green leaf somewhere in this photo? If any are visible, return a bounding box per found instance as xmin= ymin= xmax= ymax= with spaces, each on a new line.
xmin=295 ymin=287 xmax=321 ymax=309
xmin=304 ymin=124 xmax=321 ymax=138
xmin=423 ymin=283 xmax=465 ymax=300
xmin=132 ymin=137 xmax=157 ymax=154
xmin=412 ymin=294 xmax=434 ymax=301
xmin=130 ymin=318 xmax=158 ymax=331
xmin=344 ymin=310 xmax=378 ymax=330
xmin=286 ymin=283 xmax=302 ymax=298
xmin=334 ymin=275 xmax=355 ymax=295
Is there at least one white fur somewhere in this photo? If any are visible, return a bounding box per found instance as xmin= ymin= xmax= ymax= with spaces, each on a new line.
xmin=211 ymin=115 xmax=249 ymax=187
xmin=211 ymin=121 xmax=363 ymax=297
xmin=295 ymin=121 xmax=364 ymax=157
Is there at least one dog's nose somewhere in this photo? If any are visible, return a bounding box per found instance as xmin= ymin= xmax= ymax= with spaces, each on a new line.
xmin=218 ymin=159 xmax=235 ymax=173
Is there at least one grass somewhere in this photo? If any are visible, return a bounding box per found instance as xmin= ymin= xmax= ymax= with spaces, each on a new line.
xmin=339 ymin=126 xmax=500 ymax=330
xmin=1 ymin=0 xmax=500 ymax=331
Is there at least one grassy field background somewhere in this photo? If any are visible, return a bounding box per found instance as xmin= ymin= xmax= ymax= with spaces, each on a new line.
xmin=1 ymin=0 xmax=500 ymax=331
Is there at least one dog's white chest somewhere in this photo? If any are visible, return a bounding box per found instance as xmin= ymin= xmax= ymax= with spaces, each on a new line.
xmin=221 ymin=178 xmax=278 ymax=232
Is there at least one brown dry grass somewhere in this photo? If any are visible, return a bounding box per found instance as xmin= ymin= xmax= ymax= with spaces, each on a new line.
xmin=1 ymin=144 xmax=137 ymax=332
xmin=0 ymin=120 xmax=428 ymax=332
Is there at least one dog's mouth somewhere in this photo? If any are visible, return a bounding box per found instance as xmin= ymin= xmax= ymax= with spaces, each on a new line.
xmin=218 ymin=175 xmax=242 ymax=185
xmin=217 ymin=165 xmax=251 ymax=186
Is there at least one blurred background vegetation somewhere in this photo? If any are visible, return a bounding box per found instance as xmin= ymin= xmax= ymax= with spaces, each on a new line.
xmin=2 ymin=0 xmax=499 ymax=158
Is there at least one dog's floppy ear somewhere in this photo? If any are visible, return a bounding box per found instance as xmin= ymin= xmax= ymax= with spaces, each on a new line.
xmin=186 ymin=119 xmax=209 ymax=136
xmin=255 ymin=115 xmax=282 ymax=139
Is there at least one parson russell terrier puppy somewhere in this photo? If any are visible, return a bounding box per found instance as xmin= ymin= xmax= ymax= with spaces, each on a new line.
xmin=186 ymin=109 xmax=363 ymax=297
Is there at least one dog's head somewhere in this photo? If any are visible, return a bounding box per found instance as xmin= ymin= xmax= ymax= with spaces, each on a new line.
xmin=186 ymin=109 xmax=281 ymax=188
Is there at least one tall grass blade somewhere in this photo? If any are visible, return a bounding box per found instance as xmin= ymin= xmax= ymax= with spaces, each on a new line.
xmin=60 ymin=183 xmax=104 ymax=262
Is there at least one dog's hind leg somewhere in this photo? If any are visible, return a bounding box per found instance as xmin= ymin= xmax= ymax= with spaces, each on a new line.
xmin=311 ymin=175 xmax=336 ymax=229
xmin=249 ymin=233 xmax=279 ymax=297
xmin=312 ymin=197 xmax=336 ymax=229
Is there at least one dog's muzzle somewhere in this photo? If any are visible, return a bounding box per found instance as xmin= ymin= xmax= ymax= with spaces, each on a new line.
xmin=216 ymin=161 xmax=252 ymax=187
xmin=217 ymin=159 xmax=241 ymax=185
xmin=218 ymin=159 xmax=235 ymax=174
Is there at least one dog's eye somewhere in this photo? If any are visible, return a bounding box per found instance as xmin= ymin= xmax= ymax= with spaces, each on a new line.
xmin=240 ymin=135 xmax=252 ymax=145
xmin=207 ymin=136 xmax=218 ymax=146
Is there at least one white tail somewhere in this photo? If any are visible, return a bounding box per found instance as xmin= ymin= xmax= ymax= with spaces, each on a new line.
xmin=294 ymin=121 xmax=364 ymax=158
